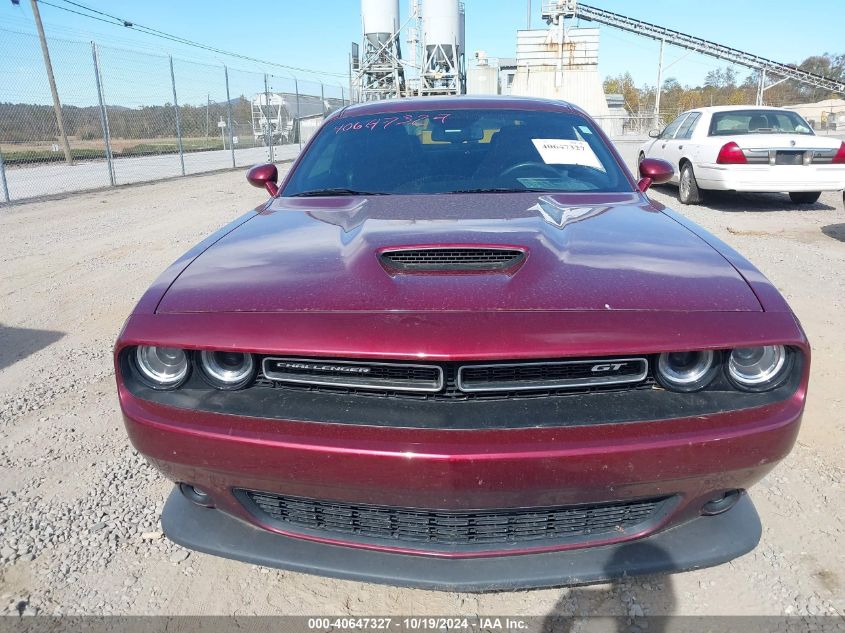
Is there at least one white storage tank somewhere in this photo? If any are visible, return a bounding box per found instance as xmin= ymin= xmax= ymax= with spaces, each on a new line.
xmin=362 ymin=0 xmax=400 ymax=46
xmin=422 ymin=0 xmax=461 ymax=63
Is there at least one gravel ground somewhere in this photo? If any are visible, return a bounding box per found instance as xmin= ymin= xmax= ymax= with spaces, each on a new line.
xmin=0 ymin=167 xmax=843 ymax=621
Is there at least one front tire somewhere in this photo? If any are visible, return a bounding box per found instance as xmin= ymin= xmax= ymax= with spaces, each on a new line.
xmin=679 ymin=163 xmax=704 ymax=205
xmin=789 ymin=191 xmax=821 ymax=204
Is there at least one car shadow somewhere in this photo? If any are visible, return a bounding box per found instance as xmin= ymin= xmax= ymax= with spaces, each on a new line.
xmin=0 ymin=323 xmax=65 ymax=371
xmin=822 ymin=223 xmax=845 ymax=243
xmin=651 ymin=184 xmax=837 ymax=213
xmin=540 ymin=543 xmax=677 ymax=632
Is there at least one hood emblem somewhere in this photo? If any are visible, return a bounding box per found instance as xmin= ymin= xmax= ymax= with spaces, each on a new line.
xmin=528 ymin=196 xmax=609 ymax=229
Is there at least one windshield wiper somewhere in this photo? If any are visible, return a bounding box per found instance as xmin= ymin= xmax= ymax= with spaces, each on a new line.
xmin=290 ymin=188 xmax=388 ymax=197
xmin=448 ymin=187 xmax=549 ymax=194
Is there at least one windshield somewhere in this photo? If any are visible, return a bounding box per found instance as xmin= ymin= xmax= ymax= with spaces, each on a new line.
xmin=708 ymin=110 xmax=814 ymax=136
xmin=281 ymin=109 xmax=631 ymax=196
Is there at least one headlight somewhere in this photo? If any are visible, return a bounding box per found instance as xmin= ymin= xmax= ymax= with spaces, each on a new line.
xmin=198 ymin=350 xmax=255 ymax=389
xmin=656 ymin=350 xmax=718 ymax=392
xmin=135 ymin=346 xmax=189 ymax=389
xmin=727 ymin=345 xmax=789 ymax=391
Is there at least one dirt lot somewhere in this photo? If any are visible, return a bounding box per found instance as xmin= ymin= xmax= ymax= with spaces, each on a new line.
xmin=0 ymin=169 xmax=843 ymax=620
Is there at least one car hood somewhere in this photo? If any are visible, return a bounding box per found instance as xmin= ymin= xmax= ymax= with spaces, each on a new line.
xmin=156 ymin=192 xmax=762 ymax=314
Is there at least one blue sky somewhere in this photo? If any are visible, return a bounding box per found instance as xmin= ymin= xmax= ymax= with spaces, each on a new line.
xmin=1 ymin=0 xmax=843 ymax=98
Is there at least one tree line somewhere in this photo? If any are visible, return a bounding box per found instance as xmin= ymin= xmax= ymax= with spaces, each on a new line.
xmin=0 ymin=97 xmax=254 ymax=143
xmin=604 ymin=53 xmax=845 ymax=124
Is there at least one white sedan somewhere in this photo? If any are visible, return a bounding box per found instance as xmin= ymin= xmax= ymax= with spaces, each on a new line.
xmin=639 ymin=105 xmax=845 ymax=205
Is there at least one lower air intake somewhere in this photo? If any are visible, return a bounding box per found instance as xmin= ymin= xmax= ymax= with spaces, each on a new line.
xmin=238 ymin=490 xmax=669 ymax=550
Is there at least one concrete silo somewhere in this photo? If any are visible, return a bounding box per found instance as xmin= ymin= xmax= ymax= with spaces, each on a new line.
xmin=358 ymin=0 xmax=405 ymax=100
xmin=420 ymin=0 xmax=466 ymax=95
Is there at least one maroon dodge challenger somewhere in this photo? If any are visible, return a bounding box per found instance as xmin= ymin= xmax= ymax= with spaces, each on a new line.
xmin=115 ymin=97 xmax=809 ymax=591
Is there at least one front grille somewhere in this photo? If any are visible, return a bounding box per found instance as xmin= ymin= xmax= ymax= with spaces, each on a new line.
xmin=259 ymin=356 xmax=651 ymax=399
xmin=380 ymin=248 xmax=524 ymax=272
xmin=239 ymin=490 xmax=667 ymax=548
xmin=262 ymin=357 xmax=443 ymax=393
xmin=457 ymin=358 xmax=648 ymax=393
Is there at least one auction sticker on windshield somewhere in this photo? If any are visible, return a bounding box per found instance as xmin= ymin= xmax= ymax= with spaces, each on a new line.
xmin=532 ymin=139 xmax=604 ymax=170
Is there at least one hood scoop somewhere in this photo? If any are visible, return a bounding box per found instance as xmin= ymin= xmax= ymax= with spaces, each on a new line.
xmin=379 ymin=247 xmax=526 ymax=274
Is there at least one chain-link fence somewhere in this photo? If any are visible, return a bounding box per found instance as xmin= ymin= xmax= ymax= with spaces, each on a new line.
xmin=0 ymin=28 xmax=350 ymax=204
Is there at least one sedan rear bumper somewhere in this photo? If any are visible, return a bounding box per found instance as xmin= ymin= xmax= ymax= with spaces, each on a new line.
xmin=696 ymin=163 xmax=845 ymax=192
xmin=162 ymin=487 xmax=761 ymax=591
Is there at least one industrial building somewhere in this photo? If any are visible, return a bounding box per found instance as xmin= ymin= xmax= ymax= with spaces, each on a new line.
xmin=784 ymin=98 xmax=845 ymax=131
xmin=352 ymin=0 xmax=844 ymax=135
xmin=251 ymin=94 xmax=346 ymax=146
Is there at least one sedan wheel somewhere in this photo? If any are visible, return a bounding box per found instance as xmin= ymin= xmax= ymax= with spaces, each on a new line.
xmin=679 ymin=163 xmax=704 ymax=205
xmin=789 ymin=191 xmax=821 ymax=204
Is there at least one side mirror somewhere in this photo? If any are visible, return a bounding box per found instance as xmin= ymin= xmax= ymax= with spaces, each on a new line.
xmin=637 ymin=158 xmax=674 ymax=192
xmin=648 ymin=129 xmax=661 ymax=138
xmin=246 ymin=163 xmax=279 ymax=196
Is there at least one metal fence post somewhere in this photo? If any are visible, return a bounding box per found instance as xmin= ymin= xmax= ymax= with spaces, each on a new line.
xmin=224 ymin=65 xmax=236 ymax=168
xmin=169 ymin=56 xmax=186 ymax=176
xmin=263 ymin=73 xmax=274 ymax=163
xmin=91 ymin=41 xmax=115 ymax=187
xmin=0 ymin=145 xmax=10 ymax=204
xmin=294 ymin=77 xmax=302 ymax=150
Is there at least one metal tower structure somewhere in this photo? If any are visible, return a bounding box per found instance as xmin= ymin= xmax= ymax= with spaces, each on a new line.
xmin=357 ymin=0 xmax=406 ymax=100
xmin=540 ymin=1 xmax=845 ymax=96
xmin=419 ymin=0 xmax=466 ymax=96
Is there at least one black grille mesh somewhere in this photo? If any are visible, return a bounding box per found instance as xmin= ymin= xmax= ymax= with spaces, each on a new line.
xmin=460 ymin=362 xmax=645 ymax=385
xmin=241 ymin=490 xmax=665 ymax=546
xmin=257 ymin=359 xmax=653 ymax=400
xmin=380 ymin=248 xmax=524 ymax=271
xmin=266 ymin=361 xmax=439 ymax=382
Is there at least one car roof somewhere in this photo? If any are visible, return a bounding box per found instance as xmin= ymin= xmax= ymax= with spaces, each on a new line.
xmin=336 ymin=95 xmax=583 ymax=118
xmin=687 ymin=105 xmax=800 ymax=114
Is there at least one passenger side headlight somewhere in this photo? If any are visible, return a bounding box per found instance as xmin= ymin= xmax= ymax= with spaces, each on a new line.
xmin=727 ymin=345 xmax=789 ymax=392
xmin=656 ymin=350 xmax=719 ymax=392
xmin=135 ymin=346 xmax=189 ymax=389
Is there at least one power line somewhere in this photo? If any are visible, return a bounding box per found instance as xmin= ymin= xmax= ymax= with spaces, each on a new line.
xmin=34 ymin=0 xmax=349 ymax=79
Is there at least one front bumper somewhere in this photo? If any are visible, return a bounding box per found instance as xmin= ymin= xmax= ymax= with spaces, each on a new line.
xmin=162 ymin=487 xmax=761 ymax=591
xmin=122 ymin=385 xmax=802 ymax=560
xmin=116 ymin=310 xmax=808 ymax=586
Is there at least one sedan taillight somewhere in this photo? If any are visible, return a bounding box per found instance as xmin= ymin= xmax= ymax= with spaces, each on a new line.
xmin=716 ymin=142 xmax=747 ymax=165
xmin=832 ymin=142 xmax=845 ymax=164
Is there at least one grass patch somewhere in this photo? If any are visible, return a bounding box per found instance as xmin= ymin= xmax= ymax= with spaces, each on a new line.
xmin=2 ymin=137 xmax=263 ymax=165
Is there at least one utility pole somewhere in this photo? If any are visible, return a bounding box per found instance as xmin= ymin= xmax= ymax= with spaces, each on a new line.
xmin=756 ymin=69 xmax=767 ymax=106
xmin=526 ymin=0 xmax=531 ymax=29
xmin=30 ymin=0 xmax=73 ymax=165
xmin=653 ymin=38 xmax=665 ymax=130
